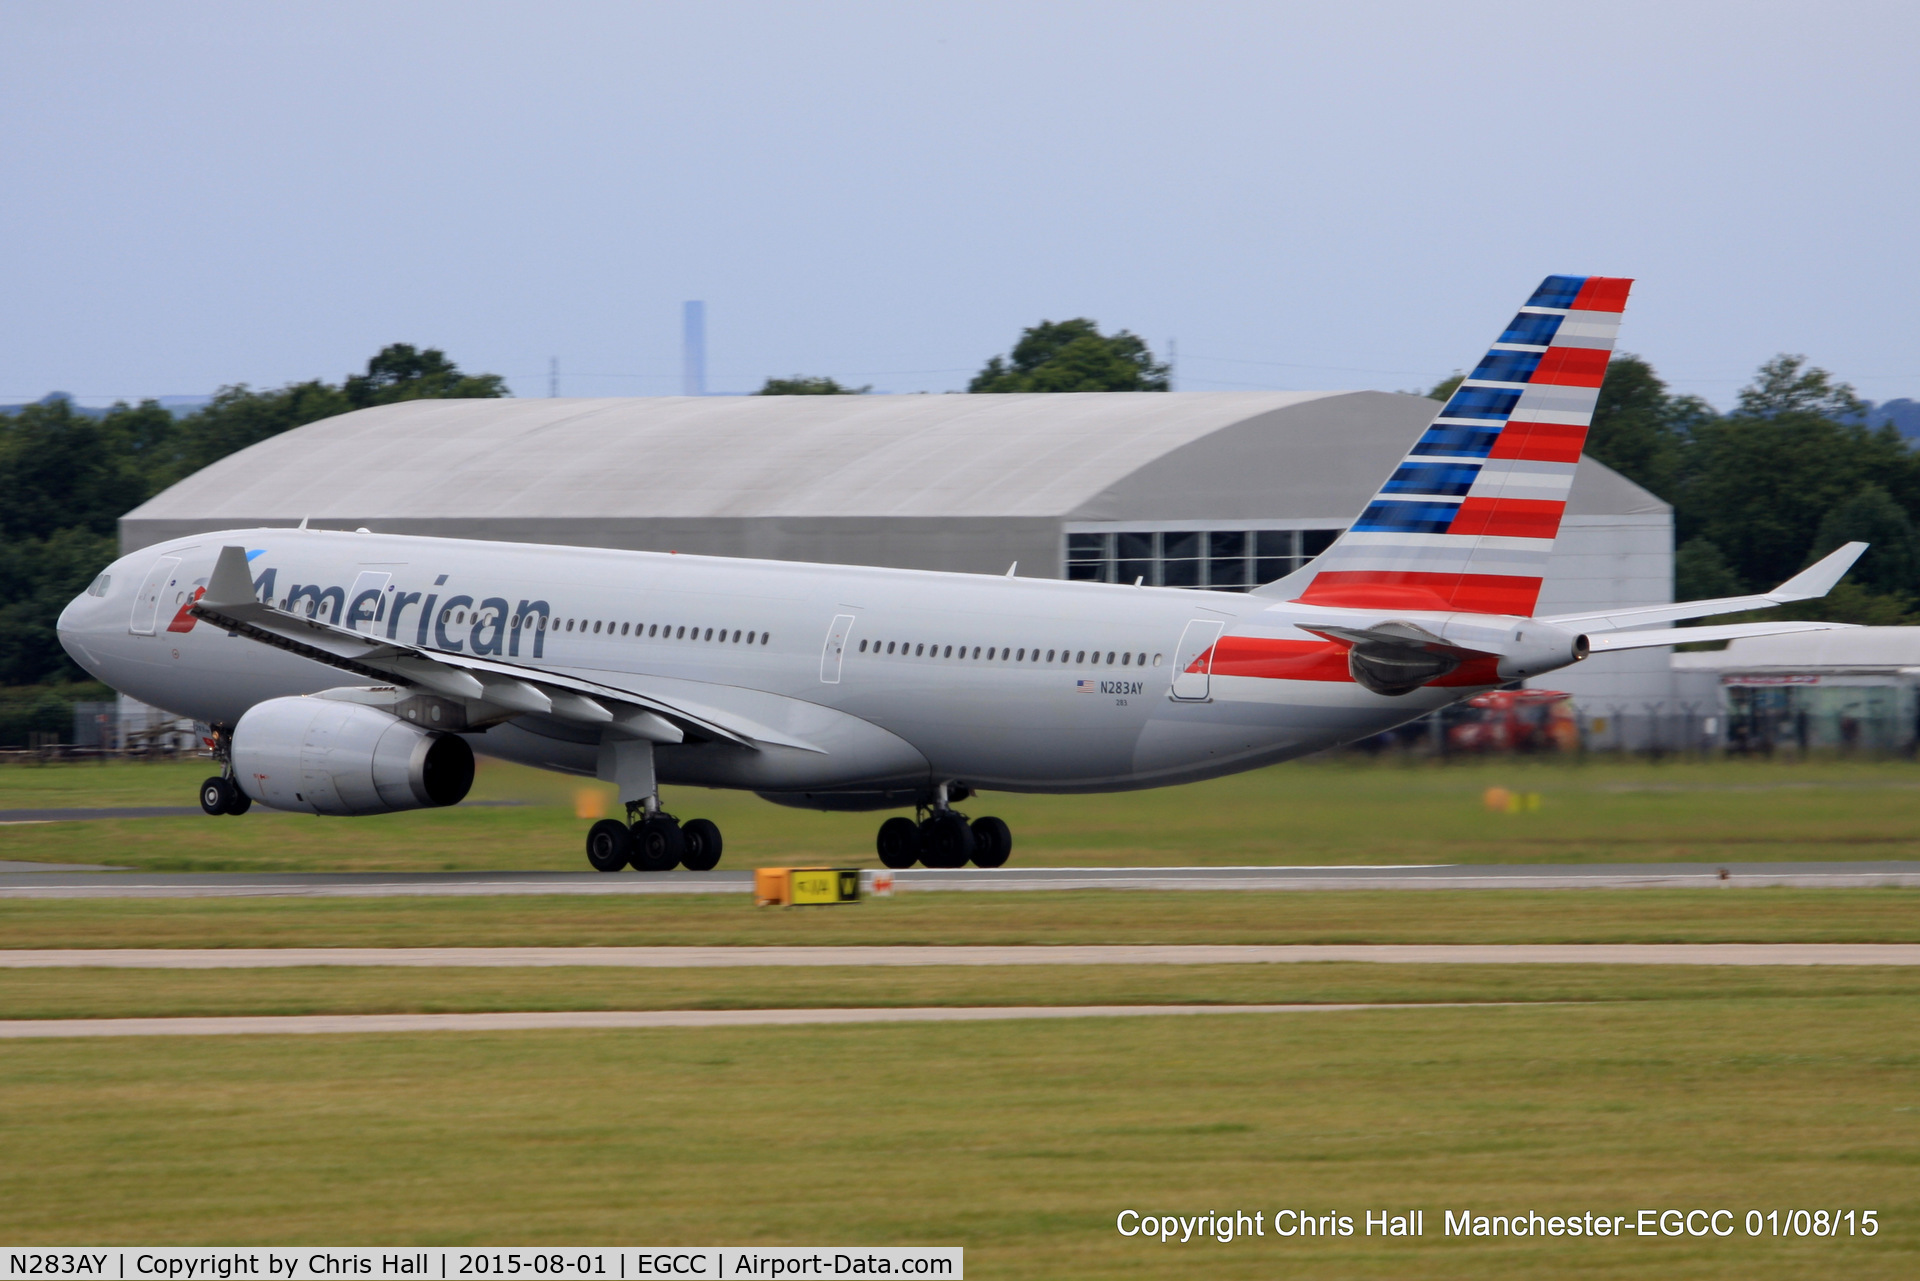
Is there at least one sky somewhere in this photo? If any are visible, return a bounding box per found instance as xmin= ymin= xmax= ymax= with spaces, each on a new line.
xmin=3 ymin=0 xmax=1916 ymax=409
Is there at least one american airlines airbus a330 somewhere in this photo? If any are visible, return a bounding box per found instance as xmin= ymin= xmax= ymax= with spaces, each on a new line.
xmin=58 ymin=276 xmax=1864 ymax=872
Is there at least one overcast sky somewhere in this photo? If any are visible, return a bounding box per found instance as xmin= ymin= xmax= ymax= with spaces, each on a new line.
xmin=4 ymin=1 xmax=1915 ymax=408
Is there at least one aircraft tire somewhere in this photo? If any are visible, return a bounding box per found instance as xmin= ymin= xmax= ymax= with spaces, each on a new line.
xmin=631 ymin=815 xmax=686 ymax=872
xmin=680 ymin=818 xmax=724 ymax=871
xmin=969 ymin=816 xmax=1011 ymax=868
xmin=585 ymin=819 xmax=632 ymax=872
xmin=199 ymin=776 xmax=236 ymax=817
xmin=876 ymin=816 xmax=920 ymax=869
xmin=918 ymin=812 xmax=975 ymax=869
xmin=225 ymin=787 xmax=252 ymax=816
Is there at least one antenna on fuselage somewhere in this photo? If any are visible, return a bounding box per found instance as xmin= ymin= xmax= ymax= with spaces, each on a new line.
xmin=1005 ymin=562 xmax=1017 ymax=577
xmin=298 ymin=515 xmax=310 ymax=530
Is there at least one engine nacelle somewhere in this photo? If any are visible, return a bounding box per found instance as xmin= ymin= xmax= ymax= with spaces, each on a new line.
xmin=232 ymin=696 xmax=474 ymax=816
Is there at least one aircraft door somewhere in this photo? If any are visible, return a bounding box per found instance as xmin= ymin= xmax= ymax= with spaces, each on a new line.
xmin=129 ymin=556 xmax=182 ymax=636
xmin=345 ymin=571 xmax=393 ymax=633
xmin=1169 ymin=619 xmax=1226 ymax=701
xmin=819 ymin=614 xmax=856 ymax=684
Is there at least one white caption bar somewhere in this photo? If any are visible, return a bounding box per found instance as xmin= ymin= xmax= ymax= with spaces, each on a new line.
xmin=0 ymin=1249 xmax=962 ymax=1281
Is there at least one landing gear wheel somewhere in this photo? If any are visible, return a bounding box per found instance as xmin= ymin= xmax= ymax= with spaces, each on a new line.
xmin=631 ymin=815 xmax=686 ymax=872
xmin=876 ymin=816 xmax=921 ymax=869
xmin=969 ymin=816 xmax=1011 ymax=868
xmin=585 ymin=819 xmax=632 ymax=872
xmin=680 ymin=818 xmax=724 ymax=871
xmin=199 ymin=776 xmax=245 ymax=816
xmin=918 ymin=812 xmax=975 ymax=869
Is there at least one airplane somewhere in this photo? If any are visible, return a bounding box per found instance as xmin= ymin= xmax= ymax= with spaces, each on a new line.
xmin=57 ymin=275 xmax=1865 ymax=873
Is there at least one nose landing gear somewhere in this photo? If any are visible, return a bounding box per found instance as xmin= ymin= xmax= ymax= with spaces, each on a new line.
xmin=874 ymin=783 xmax=1012 ymax=870
xmin=198 ymin=725 xmax=251 ymax=816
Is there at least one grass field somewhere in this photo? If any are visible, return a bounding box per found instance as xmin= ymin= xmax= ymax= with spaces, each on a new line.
xmin=0 ymin=996 xmax=1912 ymax=1279
xmin=3 ymin=961 xmax=1918 ymax=1020
xmin=6 ymin=753 xmax=1920 ymax=871
xmin=3 ymin=888 xmax=1917 ymax=949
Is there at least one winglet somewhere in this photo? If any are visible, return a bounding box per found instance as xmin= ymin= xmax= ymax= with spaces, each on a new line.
xmin=202 ymin=545 xmax=260 ymax=608
xmin=1774 ymin=541 xmax=1868 ymax=601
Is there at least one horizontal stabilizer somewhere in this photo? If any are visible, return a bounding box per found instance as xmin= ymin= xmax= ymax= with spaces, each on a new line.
xmin=1543 ymin=542 xmax=1867 ymax=633
xmin=1585 ymin=620 xmax=1856 ymax=653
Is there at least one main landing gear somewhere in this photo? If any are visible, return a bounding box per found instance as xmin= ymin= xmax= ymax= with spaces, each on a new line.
xmin=198 ymin=725 xmax=251 ymax=816
xmin=585 ymin=799 xmax=725 ymax=873
xmin=875 ymin=784 xmax=1011 ymax=870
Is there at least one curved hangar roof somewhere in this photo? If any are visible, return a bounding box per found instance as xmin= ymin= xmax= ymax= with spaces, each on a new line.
xmin=122 ymin=391 xmax=1665 ymax=558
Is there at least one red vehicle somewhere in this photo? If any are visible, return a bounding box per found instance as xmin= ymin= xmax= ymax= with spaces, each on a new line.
xmin=1448 ymin=689 xmax=1577 ymax=753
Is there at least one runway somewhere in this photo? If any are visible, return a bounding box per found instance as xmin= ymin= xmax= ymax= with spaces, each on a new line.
xmin=5 ymin=943 xmax=1915 ymax=966
xmin=1 ymin=860 xmax=1916 ymax=897
xmin=0 ymin=1001 xmax=1504 ymax=1039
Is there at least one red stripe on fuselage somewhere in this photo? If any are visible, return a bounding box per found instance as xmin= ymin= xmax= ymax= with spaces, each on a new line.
xmin=1528 ymin=346 xmax=1609 ymax=387
xmin=1569 ymin=276 xmax=1633 ymax=313
xmin=1447 ymin=497 xmax=1565 ymax=540
xmin=1489 ymin=420 xmax=1586 ymax=463
xmin=1198 ymin=635 xmax=1504 ymax=688
xmin=1297 ymin=571 xmax=1543 ymax=615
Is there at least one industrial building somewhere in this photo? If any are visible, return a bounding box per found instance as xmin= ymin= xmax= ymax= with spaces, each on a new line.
xmin=122 ymin=391 xmax=1677 ymax=734
xmin=1673 ymin=629 xmax=1920 ymax=753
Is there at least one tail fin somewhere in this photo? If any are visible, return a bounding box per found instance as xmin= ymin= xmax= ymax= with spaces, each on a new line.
xmin=1289 ymin=274 xmax=1633 ymax=616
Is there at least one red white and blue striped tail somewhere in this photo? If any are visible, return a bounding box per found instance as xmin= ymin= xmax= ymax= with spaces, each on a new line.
xmin=1294 ymin=274 xmax=1632 ymax=617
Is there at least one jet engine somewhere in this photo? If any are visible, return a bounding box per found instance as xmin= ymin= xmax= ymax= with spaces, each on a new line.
xmin=231 ymin=696 xmax=474 ymax=816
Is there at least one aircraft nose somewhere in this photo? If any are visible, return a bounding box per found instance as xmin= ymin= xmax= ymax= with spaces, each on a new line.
xmin=57 ymin=579 xmax=113 ymax=680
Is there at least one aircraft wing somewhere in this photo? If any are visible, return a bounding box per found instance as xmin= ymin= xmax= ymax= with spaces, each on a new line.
xmin=189 ymin=545 xmax=822 ymax=752
xmin=1585 ymin=620 xmax=1857 ymax=653
xmin=1540 ymin=542 xmax=1867 ymax=633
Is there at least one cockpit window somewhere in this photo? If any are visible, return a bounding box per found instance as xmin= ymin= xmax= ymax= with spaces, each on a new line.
xmin=86 ymin=574 xmax=111 ymax=597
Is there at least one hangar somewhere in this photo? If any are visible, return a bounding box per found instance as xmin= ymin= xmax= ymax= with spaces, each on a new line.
xmin=121 ymin=391 xmax=1676 ymax=731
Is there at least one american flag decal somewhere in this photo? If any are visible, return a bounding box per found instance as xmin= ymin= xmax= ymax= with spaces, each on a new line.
xmin=1074 ymin=679 xmax=1096 ymax=693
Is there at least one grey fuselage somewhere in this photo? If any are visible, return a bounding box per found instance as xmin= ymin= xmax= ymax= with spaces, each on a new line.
xmin=59 ymin=528 xmax=1488 ymax=805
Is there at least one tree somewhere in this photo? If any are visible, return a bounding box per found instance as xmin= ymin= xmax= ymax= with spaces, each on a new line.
xmin=343 ymin=344 xmax=509 ymax=409
xmin=1674 ymin=537 xmax=1742 ymax=602
xmin=1425 ymin=372 xmax=1463 ymax=401
xmin=1679 ymin=359 xmax=1915 ymax=590
xmin=754 ymin=376 xmax=871 ymax=395
xmin=1806 ymin=483 xmax=1920 ymax=596
xmin=1736 ymin=354 xmax=1864 ymax=420
xmin=1584 ymin=354 xmax=1710 ymax=500
xmin=969 ymin=319 xmax=1169 ymax=393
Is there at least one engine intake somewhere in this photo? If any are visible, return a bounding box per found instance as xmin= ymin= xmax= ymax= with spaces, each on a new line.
xmin=232 ymin=696 xmax=474 ymax=816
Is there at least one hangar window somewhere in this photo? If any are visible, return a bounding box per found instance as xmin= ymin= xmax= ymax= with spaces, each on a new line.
xmin=1065 ymin=527 xmax=1342 ymax=590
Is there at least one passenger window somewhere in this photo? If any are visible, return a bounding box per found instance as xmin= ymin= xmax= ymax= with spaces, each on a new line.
xmin=1122 ymin=652 xmax=1130 ymax=665
xmin=943 ymin=645 xmax=952 ymax=657
xmin=859 ymin=639 xmax=868 ymax=652
xmin=704 ymin=628 xmax=713 ymax=640
xmin=915 ymin=643 xmax=924 ymax=656
xmin=1154 ymin=653 xmax=1163 ymax=665
xmin=676 ymin=626 xmax=685 ymax=638
xmin=887 ymin=641 xmax=896 ymax=654
xmin=761 ymin=633 xmax=769 ymax=644
xmin=1015 ymin=648 xmax=1024 ymax=660
xmin=748 ymin=631 xmax=757 ymax=644
xmin=1138 ymin=652 xmax=1146 ymax=665
xmin=987 ymin=647 xmax=996 ymax=660
xmin=649 ymin=624 xmax=658 ymax=636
